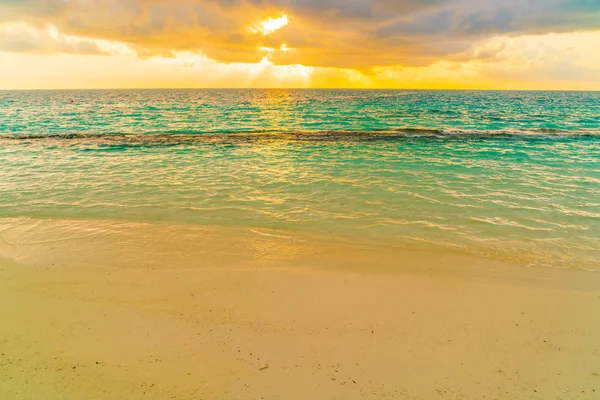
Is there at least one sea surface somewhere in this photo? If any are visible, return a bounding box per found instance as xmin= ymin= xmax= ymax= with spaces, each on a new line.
xmin=1 ymin=90 xmax=599 ymax=270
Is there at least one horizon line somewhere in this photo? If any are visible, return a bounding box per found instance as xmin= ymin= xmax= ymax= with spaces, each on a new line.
xmin=2 ymin=87 xmax=600 ymax=92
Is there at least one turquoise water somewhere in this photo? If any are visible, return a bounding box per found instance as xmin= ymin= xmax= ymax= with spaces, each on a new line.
xmin=2 ymin=89 xmax=600 ymax=135
xmin=1 ymin=90 xmax=599 ymax=269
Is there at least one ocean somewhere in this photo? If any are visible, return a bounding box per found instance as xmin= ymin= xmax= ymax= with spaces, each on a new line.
xmin=1 ymin=89 xmax=599 ymax=270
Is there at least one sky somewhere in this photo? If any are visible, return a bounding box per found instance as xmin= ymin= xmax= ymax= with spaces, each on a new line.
xmin=0 ymin=0 xmax=599 ymax=89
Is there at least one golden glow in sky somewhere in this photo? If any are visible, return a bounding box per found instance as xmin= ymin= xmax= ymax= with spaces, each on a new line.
xmin=0 ymin=0 xmax=599 ymax=89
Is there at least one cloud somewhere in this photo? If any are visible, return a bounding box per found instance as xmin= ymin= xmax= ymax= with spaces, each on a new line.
xmin=0 ymin=23 xmax=107 ymax=55
xmin=377 ymin=0 xmax=600 ymax=38
xmin=1 ymin=31 xmax=599 ymax=90
xmin=0 ymin=0 xmax=599 ymax=69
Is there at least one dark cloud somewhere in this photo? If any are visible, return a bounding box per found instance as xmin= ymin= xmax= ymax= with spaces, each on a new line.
xmin=0 ymin=0 xmax=598 ymax=67
xmin=378 ymin=0 xmax=600 ymax=38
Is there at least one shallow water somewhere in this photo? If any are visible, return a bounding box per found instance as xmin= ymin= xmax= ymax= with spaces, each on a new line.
xmin=1 ymin=90 xmax=599 ymax=270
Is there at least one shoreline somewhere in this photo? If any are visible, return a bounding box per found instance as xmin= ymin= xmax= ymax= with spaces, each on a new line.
xmin=1 ymin=217 xmax=600 ymax=399
xmin=1 ymin=217 xmax=598 ymax=275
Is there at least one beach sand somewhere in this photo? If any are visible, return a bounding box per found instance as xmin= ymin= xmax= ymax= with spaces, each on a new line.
xmin=1 ymin=219 xmax=599 ymax=399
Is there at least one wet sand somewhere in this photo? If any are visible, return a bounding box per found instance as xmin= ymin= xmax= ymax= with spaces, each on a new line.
xmin=1 ymin=219 xmax=599 ymax=399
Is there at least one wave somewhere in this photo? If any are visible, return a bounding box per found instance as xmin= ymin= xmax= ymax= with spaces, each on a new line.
xmin=1 ymin=128 xmax=599 ymax=144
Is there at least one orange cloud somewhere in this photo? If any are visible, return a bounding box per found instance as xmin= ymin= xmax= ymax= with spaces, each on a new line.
xmin=1 ymin=0 xmax=599 ymax=68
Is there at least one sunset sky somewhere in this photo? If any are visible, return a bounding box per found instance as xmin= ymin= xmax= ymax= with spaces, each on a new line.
xmin=1 ymin=0 xmax=599 ymax=89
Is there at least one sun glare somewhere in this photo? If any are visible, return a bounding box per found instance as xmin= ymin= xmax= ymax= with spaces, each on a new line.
xmin=255 ymin=15 xmax=289 ymax=35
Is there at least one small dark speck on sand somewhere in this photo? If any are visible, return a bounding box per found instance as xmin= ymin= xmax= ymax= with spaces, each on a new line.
xmin=259 ymin=365 xmax=270 ymax=371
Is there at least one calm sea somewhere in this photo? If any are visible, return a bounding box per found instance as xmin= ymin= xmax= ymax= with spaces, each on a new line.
xmin=1 ymin=90 xmax=599 ymax=269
